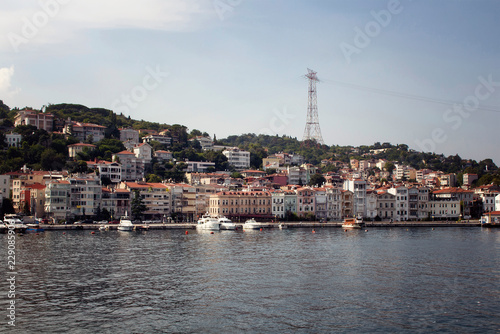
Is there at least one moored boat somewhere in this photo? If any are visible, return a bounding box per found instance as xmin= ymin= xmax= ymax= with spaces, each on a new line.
xmin=117 ymin=212 xmax=134 ymax=231
xmin=342 ymin=217 xmax=364 ymax=229
xmin=197 ymin=214 xmax=220 ymax=231
xmin=243 ymin=218 xmax=262 ymax=230
xmin=218 ymin=216 xmax=236 ymax=230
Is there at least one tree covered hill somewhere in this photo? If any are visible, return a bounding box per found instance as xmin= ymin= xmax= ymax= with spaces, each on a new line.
xmin=0 ymin=102 xmax=498 ymax=185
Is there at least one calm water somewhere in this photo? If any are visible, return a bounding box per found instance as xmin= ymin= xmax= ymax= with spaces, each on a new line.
xmin=1 ymin=227 xmax=499 ymax=333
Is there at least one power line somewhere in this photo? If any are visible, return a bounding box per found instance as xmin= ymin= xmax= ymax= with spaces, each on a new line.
xmin=320 ymin=78 xmax=500 ymax=113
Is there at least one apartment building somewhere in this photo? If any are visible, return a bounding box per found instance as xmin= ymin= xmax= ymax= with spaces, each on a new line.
xmin=120 ymin=182 xmax=172 ymax=220
xmin=271 ymin=190 xmax=286 ymax=219
xmin=223 ymin=147 xmax=250 ymax=170
xmin=113 ymin=150 xmax=145 ymax=181
xmin=44 ymin=180 xmax=71 ymax=221
xmin=388 ymin=186 xmax=409 ymax=221
xmin=325 ymin=186 xmax=342 ymax=221
xmin=101 ymin=188 xmax=131 ymax=219
xmin=376 ymin=190 xmax=395 ymax=220
xmin=208 ymin=191 xmax=272 ymax=220
xmin=14 ymin=109 xmax=54 ymax=131
xmin=5 ymin=133 xmax=22 ymax=148
xmin=119 ymin=128 xmax=140 ymax=144
xmin=68 ymin=143 xmax=96 ymax=158
xmin=344 ymin=179 xmax=366 ymax=218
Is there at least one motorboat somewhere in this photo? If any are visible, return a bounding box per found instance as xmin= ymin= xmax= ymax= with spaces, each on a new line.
xmin=117 ymin=212 xmax=134 ymax=231
xmin=197 ymin=214 xmax=220 ymax=231
xmin=243 ymin=218 xmax=262 ymax=230
xmin=99 ymin=224 xmax=109 ymax=231
xmin=342 ymin=217 xmax=364 ymax=229
xmin=26 ymin=223 xmax=44 ymax=233
xmin=3 ymin=214 xmax=27 ymax=233
xmin=218 ymin=216 xmax=236 ymax=230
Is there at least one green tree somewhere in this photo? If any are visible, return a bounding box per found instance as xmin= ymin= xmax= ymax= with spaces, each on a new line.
xmin=131 ymin=190 xmax=147 ymax=220
xmin=309 ymin=173 xmax=326 ymax=187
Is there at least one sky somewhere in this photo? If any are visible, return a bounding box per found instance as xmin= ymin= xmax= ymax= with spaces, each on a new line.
xmin=1 ymin=0 xmax=499 ymax=164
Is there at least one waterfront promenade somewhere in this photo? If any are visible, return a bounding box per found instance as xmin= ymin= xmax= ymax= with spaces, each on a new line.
xmin=38 ymin=220 xmax=481 ymax=230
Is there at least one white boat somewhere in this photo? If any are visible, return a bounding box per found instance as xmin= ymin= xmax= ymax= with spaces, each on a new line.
xmin=243 ymin=218 xmax=262 ymax=230
xmin=99 ymin=224 xmax=109 ymax=231
xmin=218 ymin=216 xmax=236 ymax=230
xmin=197 ymin=214 xmax=220 ymax=231
xmin=342 ymin=217 xmax=364 ymax=229
xmin=3 ymin=214 xmax=27 ymax=233
xmin=117 ymin=213 xmax=134 ymax=231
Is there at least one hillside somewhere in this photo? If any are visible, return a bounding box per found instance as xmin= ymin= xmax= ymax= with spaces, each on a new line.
xmin=0 ymin=102 xmax=499 ymax=185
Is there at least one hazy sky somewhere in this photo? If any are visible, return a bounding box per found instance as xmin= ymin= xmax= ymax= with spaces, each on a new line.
xmin=1 ymin=0 xmax=499 ymax=164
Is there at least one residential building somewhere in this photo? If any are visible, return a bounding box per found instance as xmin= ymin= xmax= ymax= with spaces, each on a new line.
xmin=271 ymin=190 xmax=285 ymax=219
xmin=285 ymin=166 xmax=308 ymax=185
xmin=434 ymin=187 xmax=474 ymax=217
xmin=296 ymin=187 xmax=316 ymax=218
xmin=5 ymin=132 xmax=22 ymax=148
xmin=68 ymin=143 xmax=96 ymax=159
xmin=344 ymin=179 xmax=367 ymax=218
xmin=14 ymin=109 xmax=54 ymax=131
xmin=68 ymin=177 xmax=102 ymax=218
xmin=495 ymin=194 xmax=500 ymax=212
xmin=120 ymin=182 xmax=172 ymax=220
xmin=119 ymin=128 xmax=140 ymax=144
xmin=283 ymin=189 xmax=298 ymax=218
xmin=463 ymin=173 xmax=478 ymax=186
xmin=417 ymin=187 xmax=430 ymax=220
xmin=86 ymin=160 xmax=122 ymax=183
xmin=325 ymin=186 xmax=342 ymax=221
xmin=101 ymin=188 xmax=131 ymax=219
xmin=0 ymin=175 xmax=10 ymax=197
xmin=341 ymin=190 xmax=354 ymax=218
xmin=365 ymin=190 xmax=377 ymax=220
xmin=44 ymin=180 xmax=71 ymax=221
xmin=189 ymin=136 xmax=213 ymax=150
xmin=19 ymin=183 xmax=46 ymax=217
xmin=113 ymin=150 xmax=145 ymax=181
xmin=376 ymin=191 xmax=395 ymax=220
xmin=388 ymin=186 xmax=409 ymax=221
xmin=133 ymin=143 xmax=152 ymax=163
xmin=142 ymin=134 xmax=172 ymax=146
xmin=429 ymin=198 xmax=460 ymax=220
xmin=314 ymin=187 xmax=328 ymax=220
xmin=440 ymin=174 xmax=457 ymax=187
xmin=223 ymin=147 xmax=250 ymax=170
xmin=185 ymin=161 xmax=215 ymax=173
xmin=154 ymin=150 xmax=173 ymax=161
xmin=64 ymin=121 xmax=106 ymax=143
xmin=208 ymin=191 xmax=272 ymax=220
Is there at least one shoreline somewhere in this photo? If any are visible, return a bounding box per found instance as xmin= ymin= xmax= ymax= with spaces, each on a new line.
xmin=33 ymin=220 xmax=482 ymax=230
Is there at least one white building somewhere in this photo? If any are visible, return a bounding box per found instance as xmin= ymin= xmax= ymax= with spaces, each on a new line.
xmin=5 ymin=133 xmax=22 ymax=148
xmin=388 ymin=186 xmax=409 ymax=221
xmin=0 ymin=175 xmax=10 ymax=197
xmin=119 ymin=128 xmax=140 ymax=144
xmin=343 ymin=179 xmax=366 ymax=218
xmin=185 ymin=161 xmax=215 ymax=173
xmin=142 ymin=134 xmax=172 ymax=146
xmin=366 ymin=190 xmax=378 ymax=220
xmin=495 ymin=194 xmax=500 ymax=212
xmin=271 ymin=190 xmax=285 ymax=219
xmin=314 ymin=187 xmax=328 ymax=220
xmin=154 ymin=150 xmax=173 ymax=161
xmin=113 ymin=150 xmax=145 ymax=181
xmin=326 ymin=186 xmax=342 ymax=221
xmin=429 ymin=199 xmax=460 ymax=220
xmin=223 ymin=147 xmax=250 ymax=170
xmin=133 ymin=143 xmax=152 ymax=163
xmin=87 ymin=160 xmax=122 ymax=183
xmin=189 ymin=136 xmax=213 ymax=150
xmin=44 ymin=180 xmax=71 ymax=221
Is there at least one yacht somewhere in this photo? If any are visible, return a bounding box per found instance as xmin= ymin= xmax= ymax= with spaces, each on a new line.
xmin=243 ymin=218 xmax=262 ymax=230
xmin=197 ymin=214 xmax=220 ymax=231
xmin=3 ymin=214 xmax=27 ymax=233
xmin=342 ymin=217 xmax=364 ymax=229
xmin=117 ymin=213 xmax=134 ymax=231
xmin=218 ymin=216 xmax=236 ymax=230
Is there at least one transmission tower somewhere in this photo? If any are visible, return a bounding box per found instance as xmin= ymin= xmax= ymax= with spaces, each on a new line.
xmin=302 ymin=68 xmax=324 ymax=145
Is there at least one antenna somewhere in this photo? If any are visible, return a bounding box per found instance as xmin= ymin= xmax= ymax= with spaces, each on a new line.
xmin=302 ymin=68 xmax=324 ymax=145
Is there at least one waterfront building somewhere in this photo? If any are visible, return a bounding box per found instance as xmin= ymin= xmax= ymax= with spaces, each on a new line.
xmin=0 ymin=175 xmax=10 ymax=198
xmin=495 ymin=194 xmax=500 ymax=212
xmin=341 ymin=190 xmax=354 ymax=218
xmin=44 ymin=180 xmax=71 ymax=221
xmin=101 ymin=188 xmax=131 ymax=219
xmin=388 ymin=186 xmax=409 ymax=221
xmin=428 ymin=198 xmax=460 ymax=220
xmin=417 ymin=186 xmax=430 ymax=220
xmin=208 ymin=190 xmax=272 ymax=220
xmin=296 ymin=187 xmax=316 ymax=218
xmin=20 ymin=183 xmax=46 ymax=218
xmin=344 ymin=178 xmax=367 ymax=218
xmin=271 ymin=190 xmax=285 ymax=219
xmin=376 ymin=190 xmax=395 ymax=220
xmin=314 ymin=187 xmax=327 ymax=220
xmin=68 ymin=176 xmax=102 ymax=218
xmin=325 ymin=186 xmax=342 ymax=221
xmin=120 ymin=182 xmax=172 ymax=220
xmin=365 ymin=190 xmax=377 ymax=220
xmin=434 ymin=187 xmax=474 ymax=217
xmin=283 ymin=189 xmax=298 ymax=218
